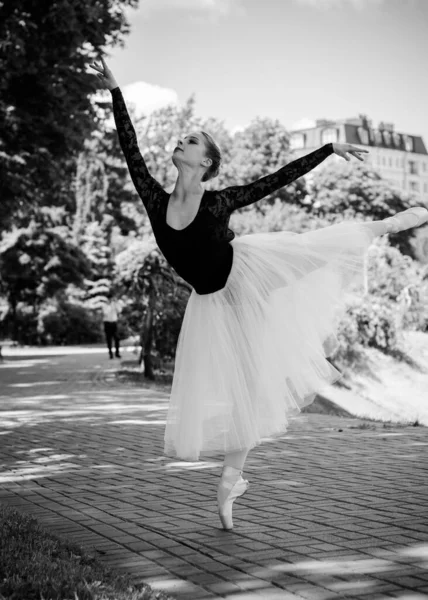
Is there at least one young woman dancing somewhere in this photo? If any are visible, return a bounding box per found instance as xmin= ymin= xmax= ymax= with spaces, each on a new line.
xmin=91 ymin=58 xmax=428 ymax=530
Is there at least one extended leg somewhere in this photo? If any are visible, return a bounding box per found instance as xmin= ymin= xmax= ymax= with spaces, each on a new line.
xmin=286 ymin=208 xmax=428 ymax=286
xmin=358 ymin=207 xmax=428 ymax=242
xmin=361 ymin=219 xmax=391 ymax=237
xmin=381 ymin=207 xmax=428 ymax=234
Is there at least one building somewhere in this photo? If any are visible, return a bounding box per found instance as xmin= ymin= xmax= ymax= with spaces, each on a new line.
xmin=290 ymin=114 xmax=428 ymax=207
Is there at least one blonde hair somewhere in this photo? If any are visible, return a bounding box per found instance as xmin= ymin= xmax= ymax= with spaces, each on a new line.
xmin=201 ymin=131 xmax=221 ymax=182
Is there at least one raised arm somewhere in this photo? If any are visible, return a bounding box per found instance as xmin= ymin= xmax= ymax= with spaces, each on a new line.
xmin=90 ymin=58 xmax=167 ymax=213
xmin=219 ymin=144 xmax=334 ymax=213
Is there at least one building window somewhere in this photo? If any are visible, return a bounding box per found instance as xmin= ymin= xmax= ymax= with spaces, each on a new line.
xmin=389 ymin=157 xmax=392 ymax=167
xmin=408 ymin=160 xmax=418 ymax=175
xmin=383 ymin=131 xmax=392 ymax=146
xmin=404 ymin=136 xmax=414 ymax=152
xmin=374 ymin=130 xmax=383 ymax=145
xmin=393 ymin=133 xmax=401 ymax=148
xmin=357 ymin=127 xmax=369 ymax=145
xmin=290 ymin=133 xmax=306 ymax=150
xmin=382 ymin=156 xmax=386 ymax=166
xmin=321 ymin=128 xmax=338 ymax=144
xmin=396 ymin=158 xmax=400 ymax=167
xmin=410 ymin=181 xmax=419 ymax=192
xmin=423 ymin=162 xmax=427 ymax=172
xmin=424 ymin=183 xmax=428 ymax=193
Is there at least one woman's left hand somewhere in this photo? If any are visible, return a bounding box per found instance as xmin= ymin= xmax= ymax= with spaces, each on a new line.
xmin=90 ymin=57 xmax=118 ymax=91
xmin=332 ymin=143 xmax=369 ymax=162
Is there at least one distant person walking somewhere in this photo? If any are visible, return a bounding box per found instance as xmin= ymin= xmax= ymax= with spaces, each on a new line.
xmin=103 ymin=292 xmax=121 ymax=359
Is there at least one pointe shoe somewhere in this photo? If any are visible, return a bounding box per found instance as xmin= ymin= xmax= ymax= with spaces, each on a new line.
xmin=385 ymin=207 xmax=428 ymax=234
xmin=217 ymin=467 xmax=249 ymax=531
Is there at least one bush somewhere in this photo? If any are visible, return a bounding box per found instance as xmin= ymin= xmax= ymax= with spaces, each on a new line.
xmin=347 ymin=296 xmax=402 ymax=352
xmin=0 ymin=300 xmax=104 ymax=346
xmin=334 ymin=295 xmax=402 ymax=372
xmin=38 ymin=301 xmax=104 ymax=345
xmin=333 ymin=305 xmax=364 ymax=366
xmin=334 ymin=238 xmax=428 ymax=368
xmin=410 ymin=224 xmax=428 ymax=264
xmin=0 ymin=304 xmax=38 ymax=345
xmin=366 ymin=237 xmax=428 ymax=333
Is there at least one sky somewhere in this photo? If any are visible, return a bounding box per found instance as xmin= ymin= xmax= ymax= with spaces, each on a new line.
xmin=106 ymin=0 xmax=428 ymax=145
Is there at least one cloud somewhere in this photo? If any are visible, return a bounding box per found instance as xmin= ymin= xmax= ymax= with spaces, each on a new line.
xmin=122 ymin=81 xmax=178 ymax=119
xmin=290 ymin=118 xmax=316 ymax=131
xmin=130 ymin=0 xmax=245 ymax=20
xmin=294 ymin=0 xmax=384 ymax=9
xmin=91 ymin=81 xmax=179 ymax=130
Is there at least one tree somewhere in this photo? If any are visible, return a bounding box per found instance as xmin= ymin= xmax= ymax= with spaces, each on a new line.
xmin=115 ymin=239 xmax=191 ymax=379
xmin=0 ymin=0 xmax=137 ymax=229
xmin=227 ymin=117 xmax=312 ymax=212
xmin=334 ymin=236 xmax=428 ymax=365
xmin=308 ymin=161 xmax=413 ymax=219
xmin=80 ymin=104 xmax=150 ymax=236
xmin=366 ymin=237 xmax=428 ymax=332
xmin=308 ymin=160 xmax=421 ymax=257
xmin=230 ymin=198 xmax=332 ymax=236
xmin=73 ymin=138 xmax=109 ymax=244
xmin=411 ymin=225 xmax=428 ymax=265
xmin=130 ymin=96 xmax=235 ymax=192
xmin=0 ymin=220 xmax=91 ymax=340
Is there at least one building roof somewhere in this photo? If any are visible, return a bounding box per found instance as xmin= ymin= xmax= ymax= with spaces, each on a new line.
xmin=292 ymin=118 xmax=427 ymax=155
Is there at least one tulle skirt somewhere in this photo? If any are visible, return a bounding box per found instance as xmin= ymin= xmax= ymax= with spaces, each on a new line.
xmin=164 ymin=222 xmax=376 ymax=461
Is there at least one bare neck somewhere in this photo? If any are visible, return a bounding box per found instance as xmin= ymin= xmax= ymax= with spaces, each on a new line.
xmin=171 ymin=167 xmax=204 ymax=202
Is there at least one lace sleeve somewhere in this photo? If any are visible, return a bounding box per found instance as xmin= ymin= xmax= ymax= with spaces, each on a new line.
xmin=219 ymin=144 xmax=334 ymax=212
xmin=111 ymin=87 xmax=167 ymax=214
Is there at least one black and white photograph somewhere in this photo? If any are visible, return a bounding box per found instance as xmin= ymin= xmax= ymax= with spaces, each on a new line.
xmin=1 ymin=0 xmax=428 ymax=599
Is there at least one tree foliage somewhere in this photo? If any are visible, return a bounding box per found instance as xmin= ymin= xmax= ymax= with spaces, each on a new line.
xmin=1 ymin=9 xmax=426 ymax=375
xmin=308 ymin=160 xmax=422 ymax=257
xmin=308 ymin=161 xmax=412 ymax=219
xmin=0 ymin=220 xmax=90 ymax=338
xmin=0 ymin=0 xmax=136 ymax=228
xmin=115 ymin=239 xmax=191 ymax=377
xmin=333 ymin=236 xmax=428 ymax=368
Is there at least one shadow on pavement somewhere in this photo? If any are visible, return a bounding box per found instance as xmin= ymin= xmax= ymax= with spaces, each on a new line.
xmin=1 ymin=351 xmax=428 ymax=599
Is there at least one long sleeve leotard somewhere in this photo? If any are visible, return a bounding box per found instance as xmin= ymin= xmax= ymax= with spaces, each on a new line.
xmin=111 ymin=87 xmax=334 ymax=294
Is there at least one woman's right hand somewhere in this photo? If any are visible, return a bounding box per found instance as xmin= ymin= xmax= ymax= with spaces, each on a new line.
xmin=90 ymin=57 xmax=119 ymax=91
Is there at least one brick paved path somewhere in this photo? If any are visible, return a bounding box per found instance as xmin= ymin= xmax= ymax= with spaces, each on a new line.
xmin=1 ymin=348 xmax=428 ymax=600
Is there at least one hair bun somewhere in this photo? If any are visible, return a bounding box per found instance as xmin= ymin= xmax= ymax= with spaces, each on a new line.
xmin=201 ymin=131 xmax=221 ymax=182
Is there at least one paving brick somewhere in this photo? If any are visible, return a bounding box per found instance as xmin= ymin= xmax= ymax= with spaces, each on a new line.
xmin=1 ymin=348 xmax=428 ymax=599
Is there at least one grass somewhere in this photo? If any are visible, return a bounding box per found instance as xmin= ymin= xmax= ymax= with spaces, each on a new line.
xmin=0 ymin=503 xmax=175 ymax=600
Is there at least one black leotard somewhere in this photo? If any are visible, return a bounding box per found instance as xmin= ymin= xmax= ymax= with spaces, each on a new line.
xmin=111 ymin=87 xmax=334 ymax=294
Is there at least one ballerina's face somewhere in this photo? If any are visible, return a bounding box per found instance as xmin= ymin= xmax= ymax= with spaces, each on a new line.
xmin=172 ymin=132 xmax=212 ymax=172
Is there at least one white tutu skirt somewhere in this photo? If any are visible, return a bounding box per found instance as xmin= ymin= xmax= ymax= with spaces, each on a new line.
xmin=164 ymin=222 xmax=376 ymax=461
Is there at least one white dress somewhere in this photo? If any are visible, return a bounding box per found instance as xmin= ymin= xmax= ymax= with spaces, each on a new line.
xmin=164 ymin=222 xmax=376 ymax=461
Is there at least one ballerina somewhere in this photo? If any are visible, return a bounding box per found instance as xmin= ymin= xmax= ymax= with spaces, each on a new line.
xmin=91 ymin=57 xmax=428 ymax=530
